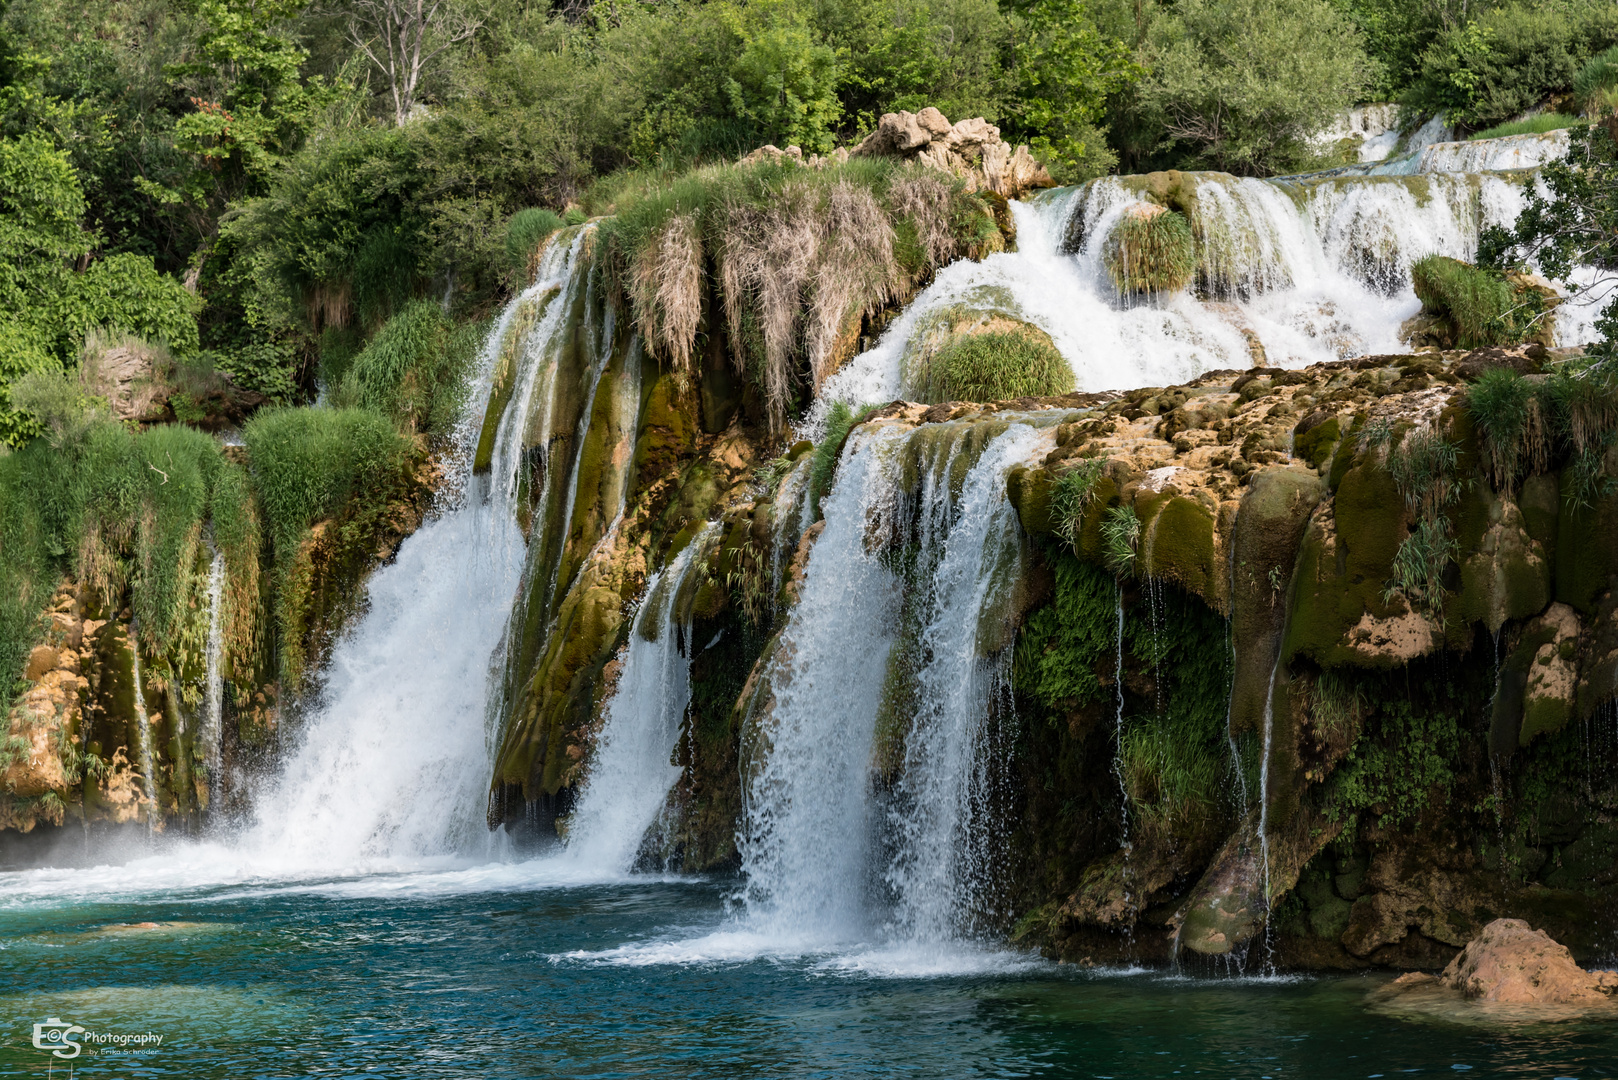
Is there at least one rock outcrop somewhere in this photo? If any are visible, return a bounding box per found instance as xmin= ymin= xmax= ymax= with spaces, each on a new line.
xmin=739 ymin=106 xmax=1055 ymax=200
xmin=1440 ymin=918 xmax=1618 ymax=1004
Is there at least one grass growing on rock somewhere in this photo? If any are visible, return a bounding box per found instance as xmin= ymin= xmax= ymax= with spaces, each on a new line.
xmin=336 ymin=300 xmax=483 ymax=438
xmin=1411 ymin=255 xmax=1548 ymax=349
xmin=1102 ymin=206 xmax=1196 ymax=294
xmin=906 ymin=325 xmax=1072 ymax=404
xmin=594 ymin=158 xmax=1002 ymax=428
xmin=1469 ymin=114 xmax=1585 ymax=141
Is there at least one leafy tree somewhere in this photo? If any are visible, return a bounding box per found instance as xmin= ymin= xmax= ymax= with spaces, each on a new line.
xmin=722 ymin=12 xmax=842 ymax=152
xmin=1002 ymin=0 xmax=1139 ymax=182
xmin=1133 ymin=0 xmax=1369 ymax=176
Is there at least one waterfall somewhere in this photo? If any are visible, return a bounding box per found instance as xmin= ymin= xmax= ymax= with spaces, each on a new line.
xmin=816 ymin=166 xmax=1558 ymax=421
xmin=563 ymin=524 xmax=717 ymax=872
xmin=127 ymin=626 xmax=159 ymax=826
xmin=237 ymin=231 xmax=600 ymax=867
xmin=202 ymin=545 xmax=225 ymax=806
xmin=737 ymin=426 xmax=904 ymax=942
xmin=881 ymin=422 xmax=1050 ymax=942
xmin=736 ymin=418 xmax=1050 ymax=955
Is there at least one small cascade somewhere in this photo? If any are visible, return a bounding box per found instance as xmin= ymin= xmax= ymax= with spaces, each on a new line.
xmin=202 ymin=544 xmax=226 ymax=806
xmin=127 ymin=626 xmax=159 ymax=826
xmin=816 ymin=164 xmax=1566 ymax=417
xmin=769 ymin=455 xmax=814 ymax=607
xmin=563 ymin=524 xmax=718 ymax=872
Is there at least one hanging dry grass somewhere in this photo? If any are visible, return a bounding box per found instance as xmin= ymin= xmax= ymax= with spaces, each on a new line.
xmin=630 ymin=213 xmax=704 ymax=386
xmin=886 ymin=171 xmax=961 ymax=274
xmin=805 ymin=181 xmax=900 ymax=389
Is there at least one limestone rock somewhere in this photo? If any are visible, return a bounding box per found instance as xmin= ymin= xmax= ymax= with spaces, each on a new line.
xmin=1441 ymin=919 xmax=1616 ymax=1004
xmin=737 ymin=105 xmax=1059 ymax=198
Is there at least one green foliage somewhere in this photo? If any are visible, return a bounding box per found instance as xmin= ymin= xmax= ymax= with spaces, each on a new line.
xmin=1382 ymin=429 xmax=1463 ymax=621
xmin=1133 ymin=0 xmax=1369 ymax=175
xmin=335 ymin=300 xmax=479 ymax=439
xmin=242 ymin=406 xmax=408 ymax=563
xmin=1015 ymin=549 xmax=1118 ymax=709
xmin=1403 ymin=2 xmax=1618 ymax=129
xmin=1470 ymin=113 xmax=1585 ymax=141
xmin=1001 ymin=0 xmax=1138 ymax=182
xmin=1050 ymin=457 xmax=1108 ymax=548
xmin=906 ymin=326 xmax=1073 ymax=404
xmin=1467 ymin=367 xmax=1549 ymax=493
xmin=1103 ymin=208 xmax=1195 ymax=294
xmin=1101 ymin=504 xmax=1139 ymax=574
xmin=807 ymin=399 xmax=880 ymax=521
xmin=1325 ymin=671 xmax=1464 ymax=835
xmin=723 ymin=15 xmax=841 ymax=153
xmin=1574 ymin=43 xmax=1618 ymax=115
xmin=1410 ymin=254 xmax=1544 ymax=349
xmin=505 ymin=208 xmax=564 ymax=271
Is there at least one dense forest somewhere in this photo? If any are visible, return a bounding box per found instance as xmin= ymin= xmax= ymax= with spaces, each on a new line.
xmin=2 ymin=0 xmax=1616 ymax=441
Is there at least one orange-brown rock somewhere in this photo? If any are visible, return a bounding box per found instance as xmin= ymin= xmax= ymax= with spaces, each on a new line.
xmin=1441 ymin=918 xmax=1618 ymax=1004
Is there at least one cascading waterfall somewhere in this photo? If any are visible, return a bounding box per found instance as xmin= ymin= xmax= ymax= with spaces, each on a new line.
xmin=737 ymin=426 xmax=904 ymax=942
xmin=563 ymin=524 xmax=718 ymax=872
xmin=127 ymin=626 xmax=159 ymax=826
xmin=1255 ymin=653 xmax=1284 ymax=972
xmin=817 ymin=164 xmax=1576 ymax=424
xmin=882 ymin=422 xmax=1050 ymax=942
xmin=237 ymin=231 xmax=602 ymax=866
xmin=737 ymin=418 xmax=1052 ymax=955
xmin=201 ymin=545 xmax=226 ymax=800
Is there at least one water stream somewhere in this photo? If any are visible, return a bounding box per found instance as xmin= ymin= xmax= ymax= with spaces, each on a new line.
xmin=202 ymin=545 xmax=225 ymax=804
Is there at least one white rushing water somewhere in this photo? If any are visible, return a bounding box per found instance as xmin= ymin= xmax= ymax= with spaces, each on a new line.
xmin=816 ymin=164 xmax=1579 ymax=426
xmin=562 ymin=524 xmax=717 ymax=872
xmin=127 ymin=626 xmax=159 ymax=825
xmin=202 ymin=545 xmax=225 ymax=803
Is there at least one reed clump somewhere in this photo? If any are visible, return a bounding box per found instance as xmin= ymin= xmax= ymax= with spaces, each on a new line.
xmin=1410 ymin=255 xmax=1552 ymax=349
xmin=1102 ymin=205 xmax=1196 ymax=295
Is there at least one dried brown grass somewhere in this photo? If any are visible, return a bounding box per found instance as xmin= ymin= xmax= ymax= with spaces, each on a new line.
xmin=631 ymin=214 xmax=705 ymax=386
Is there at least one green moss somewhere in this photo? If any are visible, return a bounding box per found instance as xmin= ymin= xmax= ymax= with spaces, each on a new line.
xmin=1293 ymin=416 xmax=1340 ymax=470
xmin=1553 ymin=471 xmax=1618 ymax=613
xmin=1006 ymin=465 xmax=1054 ymax=535
xmin=1140 ymin=495 xmax=1218 ymax=602
xmin=1014 ymin=549 xmax=1117 ymax=711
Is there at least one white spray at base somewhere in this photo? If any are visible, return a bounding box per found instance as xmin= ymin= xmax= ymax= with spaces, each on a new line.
xmin=562 ymin=524 xmax=718 ymax=872
xmin=572 ymin=419 xmax=1051 ymax=974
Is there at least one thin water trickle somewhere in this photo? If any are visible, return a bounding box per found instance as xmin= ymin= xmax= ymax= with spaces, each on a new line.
xmin=1111 ymin=581 xmax=1135 ymax=951
xmin=1256 ymin=652 xmax=1284 ymax=975
xmin=202 ymin=545 xmax=226 ymax=806
xmin=127 ymin=624 xmax=159 ymax=828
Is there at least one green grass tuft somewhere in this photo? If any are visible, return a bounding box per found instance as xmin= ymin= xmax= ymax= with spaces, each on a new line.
xmin=506 ymin=209 xmax=565 ymax=271
xmin=1103 ymin=207 xmax=1196 ymax=294
xmin=1469 ymin=114 xmax=1585 ymax=141
xmin=906 ymin=326 xmax=1073 ymax=404
xmin=337 ymin=300 xmax=481 ymax=438
xmin=1410 ymin=254 xmax=1545 ymax=349
xmin=1050 ymin=457 xmax=1108 ymax=548
xmin=1101 ymin=505 xmax=1140 ymax=575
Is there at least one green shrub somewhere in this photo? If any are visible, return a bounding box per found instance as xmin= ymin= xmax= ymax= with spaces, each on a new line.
xmin=339 ymin=300 xmax=480 ymax=438
xmin=1410 ymin=254 xmax=1544 ymax=349
xmin=1103 ymin=207 xmax=1196 ymax=294
xmin=506 ymin=209 xmax=565 ymax=271
xmin=243 ymin=407 xmax=408 ymax=561
xmin=1575 ymin=44 xmax=1618 ymax=116
xmin=1469 ymin=114 xmax=1586 ymax=141
xmin=906 ymin=325 xmax=1073 ymax=404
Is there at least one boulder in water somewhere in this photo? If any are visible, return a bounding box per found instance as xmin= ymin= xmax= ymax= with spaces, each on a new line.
xmin=1440 ymin=918 xmax=1618 ymax=1005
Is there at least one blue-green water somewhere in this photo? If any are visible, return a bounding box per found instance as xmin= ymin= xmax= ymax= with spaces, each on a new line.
xmin=0 ymin=858 xmax=1612 ymax=1079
